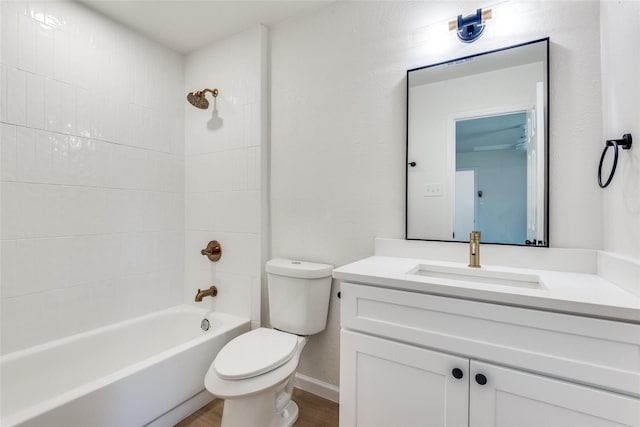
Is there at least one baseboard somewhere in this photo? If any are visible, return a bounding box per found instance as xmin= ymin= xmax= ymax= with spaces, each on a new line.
xmin=145 ymin=390 xmax=215 ymax=427
xmin=294 ymin=372 xmax=340 ymax=403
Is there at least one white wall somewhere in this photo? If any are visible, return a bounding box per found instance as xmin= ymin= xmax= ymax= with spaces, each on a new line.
xmin=0 ymin=0 xmax=185 ymax=354
xmin=600 ymin=1 xmax=640 ymax=261
xmin=183 ymin=26 xmax=268 ymax=328
xmin=271 ymin=0 xmax=602 ymax=387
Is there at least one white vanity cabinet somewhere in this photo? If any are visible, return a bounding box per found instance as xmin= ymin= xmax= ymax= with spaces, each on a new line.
xmin=341 ymin=330 xmax=469 ymax=427
xmin=339 ymin=282 xmax=640 ymax=427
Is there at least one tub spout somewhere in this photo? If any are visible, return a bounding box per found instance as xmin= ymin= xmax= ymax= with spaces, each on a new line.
xmin=195 ymin=286 xmax=218 ymax=302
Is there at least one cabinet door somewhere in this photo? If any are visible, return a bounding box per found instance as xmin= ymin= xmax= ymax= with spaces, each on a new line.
xmin=470 ymin=361 xmax=640 ymax=427
xmin=340 ymin=330 xmax=469 ymax=427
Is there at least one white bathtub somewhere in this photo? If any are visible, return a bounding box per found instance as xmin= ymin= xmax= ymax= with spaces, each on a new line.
xmin=0 ymin=305 xmax=250 ymax=427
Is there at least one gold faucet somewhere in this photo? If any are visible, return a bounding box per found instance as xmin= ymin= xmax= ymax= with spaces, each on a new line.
xmin=469 ymin=231 xmax=481 ymax=268
xmin=195 ymin=286 xmax=218 ymax=302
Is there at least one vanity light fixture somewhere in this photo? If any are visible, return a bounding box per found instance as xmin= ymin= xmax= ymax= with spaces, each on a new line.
xmin=449 ymin=8 xmax=492 ymax=43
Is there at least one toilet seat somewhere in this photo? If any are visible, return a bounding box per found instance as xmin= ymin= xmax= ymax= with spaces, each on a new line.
xmin=206 ymin=335 xmax=307 ymax=400
xmin=214 ymin=328 xmax=298 ymax=380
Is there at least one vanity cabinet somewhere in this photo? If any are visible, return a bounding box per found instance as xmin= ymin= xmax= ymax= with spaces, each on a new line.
xmin=339 ymin=282 xmax=640 ymax=427
xmin=341 ymin=330 xmax=469 ymax=427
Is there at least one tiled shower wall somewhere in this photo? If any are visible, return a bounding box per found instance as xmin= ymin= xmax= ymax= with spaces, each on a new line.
xmin=0 ymin=1 xmax=185 ymax=354
xmin=183 ymin=26 xmax=267 ymax=328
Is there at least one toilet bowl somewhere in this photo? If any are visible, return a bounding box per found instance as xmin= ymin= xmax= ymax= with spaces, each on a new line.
xmin=205 ymin=329 xmax=306 ymax=427
xmin=204 ymin=259 xmax=333 ymax=427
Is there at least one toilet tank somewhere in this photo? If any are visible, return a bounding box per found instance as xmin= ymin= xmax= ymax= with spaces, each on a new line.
xmin=266 ymin=259 xmax=333 ymax=336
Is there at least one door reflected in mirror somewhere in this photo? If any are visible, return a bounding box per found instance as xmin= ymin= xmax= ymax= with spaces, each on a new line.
xmin=406 ymin=39 xmax=548 ymax=246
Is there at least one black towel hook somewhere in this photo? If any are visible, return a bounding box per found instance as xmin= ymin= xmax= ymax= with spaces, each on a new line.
xmin=598 ymin=134 xmax=632 ymax=188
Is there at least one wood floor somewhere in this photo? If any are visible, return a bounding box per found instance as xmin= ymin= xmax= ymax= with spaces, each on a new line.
xmin=175 ymin=388 xmax=339 ymax=427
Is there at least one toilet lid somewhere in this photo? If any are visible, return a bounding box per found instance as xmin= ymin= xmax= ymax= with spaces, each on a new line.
xmin=214 ymin=328 xmax=298 ymax=380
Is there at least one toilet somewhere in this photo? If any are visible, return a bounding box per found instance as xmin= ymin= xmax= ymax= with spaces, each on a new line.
xmin=204 ymin=258 xmax=333 ymax=427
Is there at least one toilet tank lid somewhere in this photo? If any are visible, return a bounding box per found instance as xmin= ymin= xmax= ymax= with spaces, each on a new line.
xmin=266 ymin=259 xmax=333 ymax=279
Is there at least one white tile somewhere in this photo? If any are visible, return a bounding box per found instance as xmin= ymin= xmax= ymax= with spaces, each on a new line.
xmin=1 ymin=0 xmax=191 ymax=352
xmin=14 ymin=238 xmax=38 ymax=293
xmin=7 ymin=67 xmax=26 ymax=126
xmin=44 ymin=77 xmax=60 ymax=132
xmin=26 ymin=71 xmax=45 ymax=129
xmin=90 ymin=279 xmax=120 ymax=326
xmin=75 ymin=87 xmax=91 ymax=137
xmin=17 ymin=13 xmax=37 ymax=73
xmin=0 ymin=240 xmax=18 ymax=297
xmin=33 ymin=130 xmax=53 ymax=183
xmin=213 ymin=271 xmax=252 ymax=319
xmin=247 ymin=146 xmax=260 ymax=190
xmin=100 ymin=96 xmax=117 ymax=143
xmin=113 ymin=99 xmax=129 ymax=145
xmin=1 ymin=292 xmax=46 ymax=354
xmin=32 ymin=237 xmax=67 ymax=293
xmin=19 ymin=183 xmax=55 ymax=237
xmin=1 ymin=2 xmax=19 ymax=67
xmin=46 ymin=283 xmax=95 ymax=339
xmin=131 ymin=53 xmax=148 ymax=107
xmin=65 ymin=135 xmax=83 ymax=185
xmin=0 ymin=182 xmax=29 ymax=239
xmin=35 ymin=21 xmax=54 ymax=77
xmin=59 ymin=79 xmax=75 ymax=135
xmin=242 ymin=103 xmax=260 ymax=148
xmin=89 ymin=92 xmax=105 ymax=139
xmin=53 ymin=27 xmax=72 ymax=83
xmin=93 ymin=140 xmax=112 ymax=188
xmin=73 ymin=38 xmax=93 ymax=90
xmin=0 ymin=65 xmax=8 ymax=122
xmin=27 ymin=1 xmax=46 ymax=24
xmin=185 ymin=191 xmax=212 ymax=232
xmin=1 ymin=123 xmax=17 ymax=181
xmin=230 ymin=190 xmax=261 ymax=233
xmin=43 ymin=0 xmax=67 ymax=32
xmin=231 ymin=149 xmax=248 ymax=191
xmin=186 ymin=151 xmax=233 ymax=193
xmin=51 ymin=132 xmax=70 ymax=184
xmin=16 ymin=126 xmax=35 ymax=182
xmin=213 ymin=232 xmax=260 ymax=276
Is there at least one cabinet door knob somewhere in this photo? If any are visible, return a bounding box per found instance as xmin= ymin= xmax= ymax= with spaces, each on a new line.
xmin=452 ymin=368 xmax=464 ymax=379
xmin=475 ymin=373 xmax=487 ymax=385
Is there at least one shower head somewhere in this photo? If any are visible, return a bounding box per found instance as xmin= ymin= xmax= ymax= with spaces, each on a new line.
xmin=187 ymin=88 xmax=218 ymax=109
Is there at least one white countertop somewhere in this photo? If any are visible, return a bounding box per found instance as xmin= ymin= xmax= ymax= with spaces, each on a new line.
xmin=333 ymin=256 xmax=640 ymax=323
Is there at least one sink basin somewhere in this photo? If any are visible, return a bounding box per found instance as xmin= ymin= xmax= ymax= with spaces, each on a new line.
xmin=408 ymin=264 xmax=543 ymax=289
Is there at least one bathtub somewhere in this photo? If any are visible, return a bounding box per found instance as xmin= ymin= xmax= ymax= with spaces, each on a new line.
xmin=0 ymin=305 xmax=250 ymax=427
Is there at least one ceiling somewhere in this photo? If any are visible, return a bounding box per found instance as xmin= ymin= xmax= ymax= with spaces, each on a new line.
xmin=456 ymin=112 xmax=528 ymax=153
xmin=76 ymin=0 xmax=333 ymax=54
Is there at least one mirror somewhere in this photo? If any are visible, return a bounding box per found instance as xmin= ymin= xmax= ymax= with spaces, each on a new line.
xmin=406 ymin=38 xmax=549 ymax=246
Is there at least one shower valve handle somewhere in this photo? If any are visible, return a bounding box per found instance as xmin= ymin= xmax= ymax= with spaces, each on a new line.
xmin=201 ymin=240 xmax=222 ymax=262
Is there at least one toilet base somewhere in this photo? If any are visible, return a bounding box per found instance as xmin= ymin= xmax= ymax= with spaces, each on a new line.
xmin=220 ymin=389 xmax=299 ymax=427
xmin=279 ymin=400 xmax=299 ymax=427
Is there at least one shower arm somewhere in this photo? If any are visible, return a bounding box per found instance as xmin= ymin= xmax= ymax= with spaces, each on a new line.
xmin=202 ymin=88 xmax=218 ymax=98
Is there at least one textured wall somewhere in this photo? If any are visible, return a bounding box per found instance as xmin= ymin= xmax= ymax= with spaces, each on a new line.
xmin=183 ymin=26 xmax=268 ymax=328
xmin=600 ymin=1 xmax=640 ymax=261
xmin=0 ymin=0 xmax=185 ymax=354
xmin=271 ymin=0 xmax=602 ymax=387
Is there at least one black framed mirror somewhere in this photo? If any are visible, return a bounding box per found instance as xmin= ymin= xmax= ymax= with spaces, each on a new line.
xmin=406 ymin=38 xmax=549 ymax=246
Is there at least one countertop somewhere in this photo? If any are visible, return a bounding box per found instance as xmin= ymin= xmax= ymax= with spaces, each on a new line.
xmin=333 ymin=256 xmax=640 ymax=323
